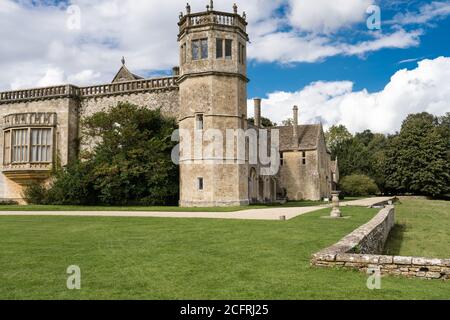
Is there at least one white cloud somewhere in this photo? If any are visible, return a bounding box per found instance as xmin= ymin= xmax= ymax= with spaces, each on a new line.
xmin=392 ymin=1 xmax=450 ymax=25
xmin=250 ymin=28 xmax=421 ymax=63
xmin=288 ymin=0 xmax=372 ymax=34
xmin=0 ymin=0 xmax=445 ymax=90
xmin=249 ymin=57 xmax=450 ymax=133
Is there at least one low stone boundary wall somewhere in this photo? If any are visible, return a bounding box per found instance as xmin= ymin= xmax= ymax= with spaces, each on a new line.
xmin=311 ymin=206 xmax=450 ymax=280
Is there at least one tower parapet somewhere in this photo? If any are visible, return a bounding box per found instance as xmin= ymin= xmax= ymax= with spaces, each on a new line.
xmin=178 ymin=5 xmax=248 ymax=41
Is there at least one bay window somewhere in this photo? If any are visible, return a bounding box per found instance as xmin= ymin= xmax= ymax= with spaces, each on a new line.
xmin=3 ymin=127 xmax=53 ymax=165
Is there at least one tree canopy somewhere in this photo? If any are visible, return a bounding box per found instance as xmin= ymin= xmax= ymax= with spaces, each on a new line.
xmin=25 ymin=103 xmax=179 ymax=205
xmin=325 ymin=112 xmax=450 ymax=197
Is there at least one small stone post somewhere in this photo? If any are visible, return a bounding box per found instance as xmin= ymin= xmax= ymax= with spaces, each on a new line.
xmin=330 ymin=191 xmax=342 ymax=218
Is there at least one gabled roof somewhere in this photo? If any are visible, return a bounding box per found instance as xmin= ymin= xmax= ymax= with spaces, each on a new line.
xmin=276 ymin=124 xmax=322 ymax=151
xmin=111 ymin=65 xmax=143 ymax=83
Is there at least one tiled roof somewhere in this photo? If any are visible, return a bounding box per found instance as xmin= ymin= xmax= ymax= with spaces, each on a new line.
xmin=111 ymin=65 xmax=144 ymax=83
xmin=276 ymin=124 xmax=321 ymax=151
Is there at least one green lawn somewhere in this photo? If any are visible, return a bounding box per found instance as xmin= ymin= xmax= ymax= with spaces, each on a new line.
xmin=0 ymin=200 xmax=327 ymax=212
xmin=0 ymin=205 xmax=448 ymax=300
xmin=384 ymin=199 xmax=450 ymax=258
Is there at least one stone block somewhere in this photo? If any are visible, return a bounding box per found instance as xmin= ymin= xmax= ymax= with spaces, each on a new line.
xmin=425 ymin=272 xmax=442 ymax=279
xmin=412 ymin=257 xmax=443 ymax=266
xmin=393 ymin=256 xmax=413 ymax=265
xmin=378 ymin=255 xmax=393 ymax=264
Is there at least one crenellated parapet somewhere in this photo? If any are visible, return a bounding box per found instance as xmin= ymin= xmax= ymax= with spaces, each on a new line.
xmin=0 ymin=76 xmax=179 ymax=105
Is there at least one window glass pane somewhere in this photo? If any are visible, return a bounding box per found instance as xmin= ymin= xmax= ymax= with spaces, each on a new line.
xmin=31 ymin=128 xmax=52 ymax=162
xmin=238 ymin=44 xmax=241 ymax=63
xmin=196 ymin=114 xmax=204 ymax=130
xmin=225 ymin=39 xmax=232 ymax=58
xmin=201 ymin=39 xmax=208 ymax=59
xmin=216 ymin=38 xmax=223 ymax=58
xmin=192 ymin=40 xmax=199 ymax=60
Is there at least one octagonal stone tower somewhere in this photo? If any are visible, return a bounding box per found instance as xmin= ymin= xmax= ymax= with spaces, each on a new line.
xmin=177 ymin=2 xmax=250 ymax=207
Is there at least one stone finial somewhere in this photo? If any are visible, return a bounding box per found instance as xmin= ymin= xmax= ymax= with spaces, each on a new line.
xmin=179 ymin=12 xmax=184 ymax=20
xmin=243 ymin=11 xmax=247 ymax=20
xmin=233 ymin=3 xmax=238 ymax=14
xmin=186 ymin=3 xmax=191 ymax=14
xmin=121 ymin=56 xmax=126 ymax=66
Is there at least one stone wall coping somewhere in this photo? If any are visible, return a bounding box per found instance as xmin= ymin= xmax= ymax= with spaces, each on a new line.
xmin=311 ymin=205 xmax=449 ymax=280
xmin=313 ymin=205 xmax=394 ymax=259
xmin=0 ymin=76 xmax=179 ymax=104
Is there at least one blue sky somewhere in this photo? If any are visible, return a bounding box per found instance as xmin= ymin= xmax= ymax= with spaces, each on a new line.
xmin=1 ymin=0 xmax=450 ymax=133
xmin=248 ymin=1 xmax=450 ymax=97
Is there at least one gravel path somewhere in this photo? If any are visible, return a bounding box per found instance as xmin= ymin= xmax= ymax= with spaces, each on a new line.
xmin=0 ymin=197 xmax=394 ymax=221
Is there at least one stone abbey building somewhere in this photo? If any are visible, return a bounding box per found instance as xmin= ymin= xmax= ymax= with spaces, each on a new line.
xmin=0 ymin=2 xmax=338 ymax=206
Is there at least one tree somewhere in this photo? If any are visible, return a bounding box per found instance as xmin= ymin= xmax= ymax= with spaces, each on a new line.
xmin=325 ymin=125 xmax=352 ymax=152
xmin=25 ymin=103 xmax=179 ymax=206
xmin=384 ymin=112 xmax=450 ymax=196
xmin=340 ymin=174 xmax=379 ymax=196
xmin=282 ymin=118 xmax=294 ymax=126
xmin=247 ymin=117 xmax=277 ymax=127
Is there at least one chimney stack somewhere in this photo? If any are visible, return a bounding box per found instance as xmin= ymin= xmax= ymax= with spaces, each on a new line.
xmin=293 ymin=105 xmax=299 ymax=147
xmin=254 ymin=98 xmax=261 ymax=128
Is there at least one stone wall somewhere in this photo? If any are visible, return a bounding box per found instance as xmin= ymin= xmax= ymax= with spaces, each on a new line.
xmin=311 ymin=206 xmax=450 ymax=280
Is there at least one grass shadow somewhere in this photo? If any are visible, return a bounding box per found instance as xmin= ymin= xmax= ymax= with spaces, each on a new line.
xmin=383 ymin=223 xmax=407 ymax=256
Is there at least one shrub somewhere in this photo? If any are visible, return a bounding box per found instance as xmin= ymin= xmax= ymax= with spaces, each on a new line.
xmin=24 ymin=103 xmax=179 ymax=206
xmin=23 ymin=181 xmax=49 ymax=205
xmin=340 ymin=174 xmax=380 ymax=196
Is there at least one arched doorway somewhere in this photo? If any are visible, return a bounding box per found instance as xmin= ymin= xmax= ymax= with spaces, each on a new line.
xmin=271 ymin=179 xmax=277 ymax=202
xmin=258 ymin=177 xmax=264 ymax=202
xmin=248 ymin=168 xmax=258 ymax=204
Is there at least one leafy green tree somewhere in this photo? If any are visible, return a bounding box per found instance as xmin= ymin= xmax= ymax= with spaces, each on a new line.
xmin=384 ymin=112 xmax=450 ymax=196
xmin=340 ymin=174 xmax=380 ymax=196
xmin=282 ymin=118 xmax=294 ymax=126
xmin=325 ymin=125 xmax=352 ymax=152
xmin=247 ymin=117 xmax=277 ymax=127
xmin=437 ymin=112 xmax=450 ymax=162
xmin=25 ymin=103 xmax=179 ymax=206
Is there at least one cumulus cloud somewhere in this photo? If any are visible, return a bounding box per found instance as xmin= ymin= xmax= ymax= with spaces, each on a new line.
xmin=0 ymin=0 xmax=439 ymax=90
xmin=288 ymin=0 xmax=372 ymax=34
xmin=249 ymin=28 xmax=421 ymax=63
xmin=249 ymin=57 xmax=450 ymax=133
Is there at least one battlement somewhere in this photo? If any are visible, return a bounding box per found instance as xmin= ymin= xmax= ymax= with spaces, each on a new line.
xmin=178 ymin=4 xmax=248 ymax=40
xmin=0 ymin=76 xmax=179 ymax=104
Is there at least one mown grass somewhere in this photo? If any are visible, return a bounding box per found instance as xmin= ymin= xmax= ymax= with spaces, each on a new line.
xmin=0 ymin=204 xmax=448 ymax=300
xmin=384 ymin=198 xmax=450 ymax=258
